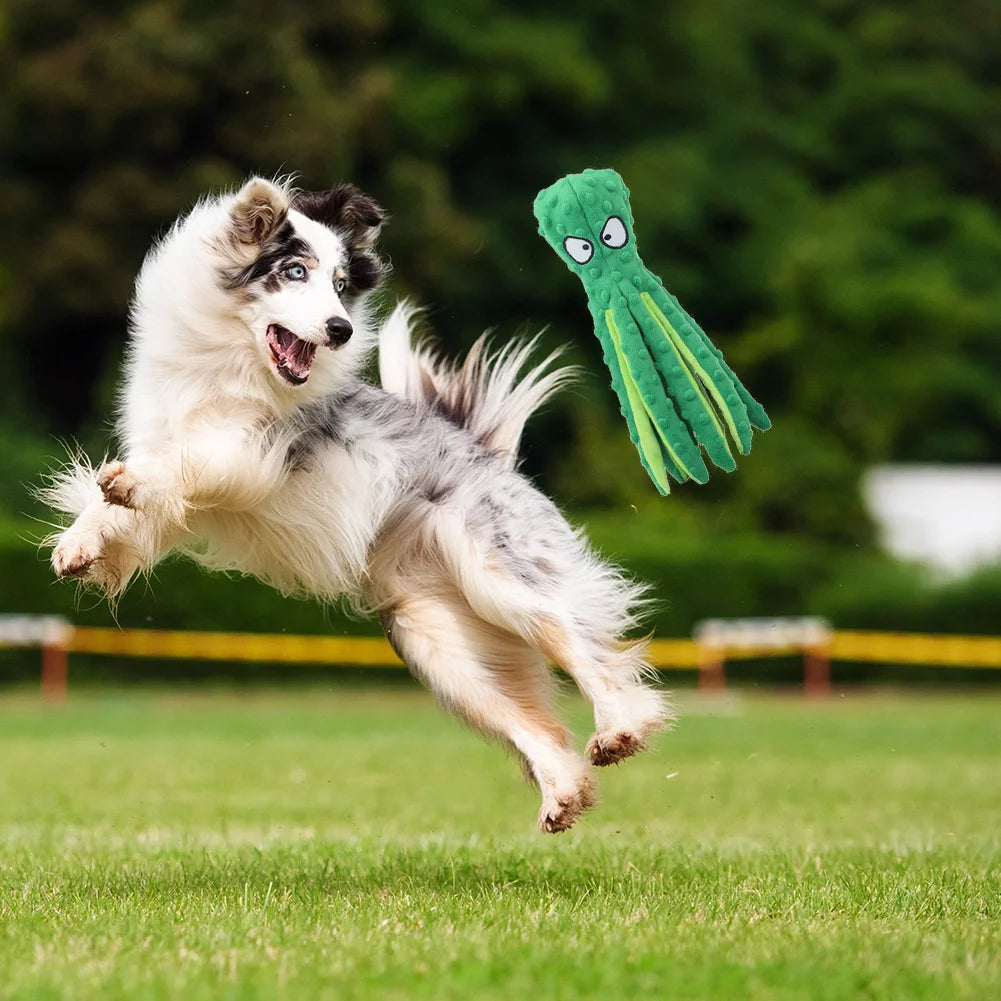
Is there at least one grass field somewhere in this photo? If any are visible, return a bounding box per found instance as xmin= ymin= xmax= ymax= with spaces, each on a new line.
xmin=1 ymin=684 xmax=999 ymax=1000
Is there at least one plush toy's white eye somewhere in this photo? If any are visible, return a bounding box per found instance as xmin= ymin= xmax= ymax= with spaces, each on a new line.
xmin=600 ymin=216 xmax=628 ymax=249
xmin=563 ymin=236 xmax=594 ymax=264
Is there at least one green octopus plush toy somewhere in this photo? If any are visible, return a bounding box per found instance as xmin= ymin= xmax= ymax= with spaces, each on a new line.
xmin=533 ymin=168 xmax=770 ymax=495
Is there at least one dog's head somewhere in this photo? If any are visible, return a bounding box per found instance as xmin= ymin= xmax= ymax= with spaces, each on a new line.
xmin=217 ymin=177 xmax=386 ymax=393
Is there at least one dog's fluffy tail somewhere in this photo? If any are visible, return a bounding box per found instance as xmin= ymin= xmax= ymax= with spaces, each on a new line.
xmin=378 ymin=300 xmax=574 ymax=468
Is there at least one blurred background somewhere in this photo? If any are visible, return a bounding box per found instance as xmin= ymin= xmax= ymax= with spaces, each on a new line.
xmin=1 ymin=0 xmax=1000 ymax=683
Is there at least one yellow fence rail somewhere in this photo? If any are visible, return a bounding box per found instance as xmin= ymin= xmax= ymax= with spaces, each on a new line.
xmin=830 ymin=631 xmax=1001 ymax=669
xmin=4 ymin=623 xmax=1001 ymax=701
xmin=62 ymin=629 xmax=1001 ymax=670
xmin=68 ymin=627 xmax=404 ymax=667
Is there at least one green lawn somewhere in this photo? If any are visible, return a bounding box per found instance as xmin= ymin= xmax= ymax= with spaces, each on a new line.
xmin=1 ymin=685 xmax=999 ymax=1000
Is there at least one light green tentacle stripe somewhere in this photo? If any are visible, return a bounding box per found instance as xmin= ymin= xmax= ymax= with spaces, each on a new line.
xmin=637 ymin=299 xmax=728 ymax=444
xmin=656 ymin=287 xmax=769 ymax=435
xmin=603 ymin=310 xmax=670 ymax=493
xmin=605 ymin=309 xmax=694 ymax=487
xmin=596 ymin=322 xmax=687 ymax=488
xmin=592 ymin=314 xmax=672 ymax=492
xmin=640 ymin=292 xmax=747 ymax=454
xmin=596 ymin=336 xmax=668 ymax=492
xmin=612 ymin=295 xmax=708 ymax=482
xmin=630 ymin=303 xmax=733 ymax=470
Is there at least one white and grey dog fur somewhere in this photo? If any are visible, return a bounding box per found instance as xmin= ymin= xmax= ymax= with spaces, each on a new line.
xmin=43 ymin=177 xmax=669 ymax=833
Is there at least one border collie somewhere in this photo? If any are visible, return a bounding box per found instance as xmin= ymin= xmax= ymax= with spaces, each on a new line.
xmin=43 ymin=177 xmax=669 ymax=832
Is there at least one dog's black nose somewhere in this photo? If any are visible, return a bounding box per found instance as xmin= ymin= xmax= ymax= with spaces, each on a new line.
xmin=325 ymin=316 xmax=353 ymax=347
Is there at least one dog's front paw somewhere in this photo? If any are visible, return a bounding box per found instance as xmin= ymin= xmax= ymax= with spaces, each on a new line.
xmin=51 ymin=525 xmax=129 ymax=595
xmin=97 ymin=460 xmax=138 ymax=508
xmin=52 ymin=532 xmax=100 ymax=580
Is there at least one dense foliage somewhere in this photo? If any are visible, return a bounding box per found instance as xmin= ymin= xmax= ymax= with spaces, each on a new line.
xmin=1 ymin=0 xmax=999 ymax=637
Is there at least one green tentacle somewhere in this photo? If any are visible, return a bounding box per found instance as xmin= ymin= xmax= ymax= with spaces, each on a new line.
xmin=587 ymin=311 xmax=678 ymax=493
xmin=584 ymin=308 xmax=672 ymax=488
xmin=642 ymin=287 xmax=754 ymax=454
xmin=652 ymin=283 xmax=771 ymax=437
xmin=631 ymin=295 xmax=736 ymax=472
xmin=606 ymin=300 xmax=709 ymax=485
xmin=600 ymin=315 xmax=670 ymax=495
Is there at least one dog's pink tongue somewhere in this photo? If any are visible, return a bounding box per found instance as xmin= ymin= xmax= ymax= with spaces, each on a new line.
xmin=268 ymin=324 xmax=317 ymax=381
xmin=273 ymin=325 xmax=295 ymax=351
xmin=286 ymin=338 xmax=317 ymax=378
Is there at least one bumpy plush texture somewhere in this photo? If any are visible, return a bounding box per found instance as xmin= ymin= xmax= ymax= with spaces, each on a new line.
xmin=533 ymin=168 xmax=770 ymax=494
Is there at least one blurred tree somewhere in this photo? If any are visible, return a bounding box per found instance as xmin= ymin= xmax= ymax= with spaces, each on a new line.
xmin=1 ymin=0 xmax=1000 ymax=552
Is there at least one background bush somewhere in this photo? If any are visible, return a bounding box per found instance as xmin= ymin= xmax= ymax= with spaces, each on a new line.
xmin=2 ymin=0 xmax=1000 ymax=672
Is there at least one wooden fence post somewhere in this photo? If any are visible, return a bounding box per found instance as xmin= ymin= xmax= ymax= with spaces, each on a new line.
xmin=697 ymin=643 xmax=726 ymax=691
xmin=41 ymin=643 xmax=68 ymax=703
xmin=803 ymin=644 xmax=831 ymax=697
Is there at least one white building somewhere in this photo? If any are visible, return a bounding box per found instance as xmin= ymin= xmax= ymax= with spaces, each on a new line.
xmin=864 ymin=465 xmax=1001 ymax=576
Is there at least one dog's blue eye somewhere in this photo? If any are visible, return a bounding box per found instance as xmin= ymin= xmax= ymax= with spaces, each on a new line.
xmin=334 ymin=277 xmax=346 ymax=294
xmin=285 ymin=264 xmax=307 ymax=281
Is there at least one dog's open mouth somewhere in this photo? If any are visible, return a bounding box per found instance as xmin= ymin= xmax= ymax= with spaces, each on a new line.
xmin=267 ymin=324 xmax=317 ymax=385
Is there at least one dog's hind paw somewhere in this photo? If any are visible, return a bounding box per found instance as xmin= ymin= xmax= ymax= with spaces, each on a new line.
xmin=538 ymin=778 xmax=596 ymax=834
xmin=586 ymin=731 xmax=646 ymax=767
xmin=97 ymin=461 xmax=138 ymax=508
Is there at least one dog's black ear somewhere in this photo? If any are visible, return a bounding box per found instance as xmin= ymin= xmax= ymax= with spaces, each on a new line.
xmin=292 ymin=185 xmax=387 ymax=292
xmin=230 ymin=178 xmax=291 ymax=246
xmin=293 ymin=185 xmax=385 ymax=247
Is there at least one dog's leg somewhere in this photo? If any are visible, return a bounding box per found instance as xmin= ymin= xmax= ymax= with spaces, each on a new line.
xmin=50 ymin=498 xmax=183 ymax=597
xmin=96 ymin=460 xmax=140 ymax=509
xmin=432 ymin=522 xmax=670 ymax=767
xmin=51 ymin=455 xmax=191 ymax=596
xmin=554 ymin=634 xmax=669 ymax=769
xmin=51 ymin=425 xmax=282 ymax=598
xmin=51 ymin=501 xmax=129 ymax=591
xmin=97 ymin=422 xmax=288 ymax=518
xmin=382 ymin=590 xmax=595 ymax=833
xmin=506 ymin=599 xmax=666 ymax=768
